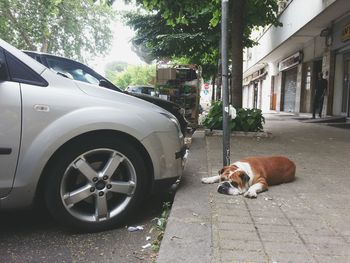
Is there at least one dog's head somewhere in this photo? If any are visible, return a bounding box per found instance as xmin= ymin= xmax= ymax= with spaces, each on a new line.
xmin=217 ymin=166 xmax=250 ymax=195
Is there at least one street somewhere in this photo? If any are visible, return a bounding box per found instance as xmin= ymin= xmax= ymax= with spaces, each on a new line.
xmin=0 ymin=191 xmax=174 ymax=263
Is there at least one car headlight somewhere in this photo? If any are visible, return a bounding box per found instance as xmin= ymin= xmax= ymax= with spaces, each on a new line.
xmin=160 ymin=112 xmax=182 ymax=135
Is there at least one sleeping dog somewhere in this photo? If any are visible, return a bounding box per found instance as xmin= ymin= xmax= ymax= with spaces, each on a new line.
xmin=201 ymin=156 xmax=295 ymax=198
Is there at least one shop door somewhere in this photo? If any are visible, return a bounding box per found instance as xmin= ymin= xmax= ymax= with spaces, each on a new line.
xmin=282 ymin=67 xmax=297 ymax=112
xmin=342 ymin=59 xmax=350 ymax=117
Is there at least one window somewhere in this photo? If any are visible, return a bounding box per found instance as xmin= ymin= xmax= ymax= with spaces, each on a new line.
xmin=0 ymin=48 xmax=8 ymax=81
xmin=45 ymin=57 xmax=99 ymax=85
xmin=5 ymin=52 xmax=47 ymax=86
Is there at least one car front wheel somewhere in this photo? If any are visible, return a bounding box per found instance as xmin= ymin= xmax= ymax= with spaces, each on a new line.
xmin=44 ymin=136 xmax=147 ymax=232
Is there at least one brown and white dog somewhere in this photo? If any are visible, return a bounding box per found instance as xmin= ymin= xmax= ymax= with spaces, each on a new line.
xmin=202 ymin=156 xmax=295 ymax=198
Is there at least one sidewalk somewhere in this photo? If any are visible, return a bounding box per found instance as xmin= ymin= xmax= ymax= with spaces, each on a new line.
xmin=157 ymin=113 xmax=350 ymax=263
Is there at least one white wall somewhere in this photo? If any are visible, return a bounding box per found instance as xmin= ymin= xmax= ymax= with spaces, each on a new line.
xmin=261 ymin=76 xmax=272 ymax=112
xmin=276 ymin=73 xmax=282 ymax=112
xmin=246 ymin=0 xmax=336 ymax=68
xmin=242 ymin=86 xmax=249 ymax=108
xmin=294 ymin=64 xmax=303 ymax=113
xmin=303 ymin=36 xmax=325 ymax=62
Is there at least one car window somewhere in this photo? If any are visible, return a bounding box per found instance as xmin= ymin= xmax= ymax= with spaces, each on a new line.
xmin=5 ymin=51 xmax=47 ymax=86
xmin=0 ymin=48 xmax=8 ymax=81
xmin=45 ymin=57 xmax=100 ymax=85
xmin=24 ymin=52 xmax=43 ymax=63
xmin=147 ymin=87 xmax=154 ymax=94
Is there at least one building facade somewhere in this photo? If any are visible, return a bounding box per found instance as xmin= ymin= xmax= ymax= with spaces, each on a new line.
xmin=243 ymin=0 xmax=350 ymax=118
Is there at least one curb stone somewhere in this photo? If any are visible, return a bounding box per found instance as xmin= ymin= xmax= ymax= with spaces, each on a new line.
xmin=205 ymin=129 xmax=272 ymax=138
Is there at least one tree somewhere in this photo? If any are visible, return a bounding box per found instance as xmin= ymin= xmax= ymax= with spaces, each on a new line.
xmin=108 ymin=64 xmax=156 ymax=89
xmin=125 ymin=10 xmax=220 ymax=81
xmin=127 ymin=0 xmax=281 ymax=107
xmin=0 ymin=0 xmax=115 ymax=61
xmin=105 ymin=61 xmax=128 ymax=80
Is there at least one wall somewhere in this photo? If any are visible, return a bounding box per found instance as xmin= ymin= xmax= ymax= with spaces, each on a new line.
xmin=294 ymin=64 xmax=303 ymax=113
xmin=261 ymin=75 xmax=272 ymax=112
xmin=245 ymin=0 xmax=336 ymax=69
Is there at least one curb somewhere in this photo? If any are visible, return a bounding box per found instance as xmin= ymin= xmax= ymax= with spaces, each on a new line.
xmin=205 ymin=129 xmax=272 ymax=138
xmin=156 ymin=130 xmax=212 ymax=263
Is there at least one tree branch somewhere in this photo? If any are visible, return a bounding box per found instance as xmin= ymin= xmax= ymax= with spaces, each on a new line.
xmin=6 ymin=8 xmax=36 ymax=50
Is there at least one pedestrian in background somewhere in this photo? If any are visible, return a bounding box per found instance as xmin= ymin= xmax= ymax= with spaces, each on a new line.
xmin=312 ymin=72 xmax=328 ymax=119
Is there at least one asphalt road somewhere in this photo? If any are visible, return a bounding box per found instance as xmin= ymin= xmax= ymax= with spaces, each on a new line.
xmin=0 ymin=191 xmax=175 ymax=263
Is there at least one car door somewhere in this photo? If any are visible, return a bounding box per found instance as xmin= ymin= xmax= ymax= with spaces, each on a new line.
xmin=0 ymin=47 xmax=22 ymax=197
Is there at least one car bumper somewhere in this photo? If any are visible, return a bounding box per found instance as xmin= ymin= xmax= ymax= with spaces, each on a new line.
xmin=141 ymin=130 xmax=185 ymax=191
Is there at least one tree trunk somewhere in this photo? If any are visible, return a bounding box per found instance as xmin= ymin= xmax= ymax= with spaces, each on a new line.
xmin=230 ymin=0 xmax=245 ymax=108
xmin=41 ymin=38 xmax=49 ymax=53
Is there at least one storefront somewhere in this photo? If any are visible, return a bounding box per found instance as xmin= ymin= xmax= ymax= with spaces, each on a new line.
xmin=242 ymin=68 xmax=267 ymax=109
xmin=279 ymin=52 xmax=302 ymax=112
xmin=332 ymin=15 xmax=350 ymax=117
xmin=300 ymin=60 xmax=322 ymax=113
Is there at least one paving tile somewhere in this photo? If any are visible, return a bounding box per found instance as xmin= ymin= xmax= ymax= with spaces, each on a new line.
xmin=313 ymin=254 xmax=350 ymax=263
xmin=218 ymin=222 xmax=255 ymax=230
xmin=219 ymin=229 xmax=260 ymax=241
xmin=295 ymin=226 xmax=338 ymax=236
xmin=301 ymin=234 xmax=346 ymax=245
xmin=259 ymin=231 xmax=302 ymax=243
xmin=219 ymin=215 xmax=253 ymax=223
xmin=219 ymin=239 xmax=264 ymax=251
xmin=253 ymin=216 xmax=291 ymax=226
xmin=214 ymin=203 xmax=247 ymax=211
xmin=215 ymin=208 xmax=251 ymax=218
xmin=249 ymin=210 xmax=286 ymax=219
xmin=267 ymin=251 xmax=317 ymax=263
xmin=307 ymin=243 xmax=350 ymax=256
xmin=217 ymin=223 xmax=257 ymax=232
xmin=289 ymin=218 xmax=330 ymax=229
xmin=220 ymin=248 xmax=267 ymax=263
xmin=263 ymin=241 xmax=309 ymax=255
xmin=254 ymin=224 xmax=297 ymax=234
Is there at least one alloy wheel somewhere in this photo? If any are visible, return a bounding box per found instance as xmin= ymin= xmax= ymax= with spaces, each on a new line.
xmin=60 ymin=148 xmax=137 ymax=223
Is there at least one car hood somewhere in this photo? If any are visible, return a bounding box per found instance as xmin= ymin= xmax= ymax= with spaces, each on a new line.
xmin=75 ymin=81 xmax=164 ymax=112
xmin=129 ymin=92 xmax=180 ymax=110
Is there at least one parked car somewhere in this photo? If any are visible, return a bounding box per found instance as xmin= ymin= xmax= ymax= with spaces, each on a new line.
xmin=23 ymin=51 xmax=189 ymax=135
xmin=127 ymin=85 xmax=155 ymax=95
xmin=0 ymin=38 xmax=186 ymax=231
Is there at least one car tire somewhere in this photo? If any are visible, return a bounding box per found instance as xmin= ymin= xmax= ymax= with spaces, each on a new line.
xmin=44 ymin=136 xmax=147 ymax=232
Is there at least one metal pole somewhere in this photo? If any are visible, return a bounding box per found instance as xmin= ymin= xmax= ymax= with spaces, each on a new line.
xmin=221 ymin=0 xmax=230 ymax=166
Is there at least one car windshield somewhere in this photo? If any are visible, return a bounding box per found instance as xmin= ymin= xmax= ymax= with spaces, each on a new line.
xmin=46 ymin=57 xmax=100 ymax=85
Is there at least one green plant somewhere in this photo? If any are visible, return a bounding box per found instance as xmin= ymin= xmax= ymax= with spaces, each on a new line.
xmin=202 ymin=100 xmax=223 ymax=130
xmin=151 ymin=202 xmax=172 ymax=252
xmin=202 ymin=101 xmax=265 ymax=132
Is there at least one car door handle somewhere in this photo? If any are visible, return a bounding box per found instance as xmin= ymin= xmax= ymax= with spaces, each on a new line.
xmin=0 ymin=148 xmax=12 ymax=155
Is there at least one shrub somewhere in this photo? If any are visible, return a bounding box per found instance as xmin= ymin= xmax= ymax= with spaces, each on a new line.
xmin=202 ymin=100 xmax=265 ymax=132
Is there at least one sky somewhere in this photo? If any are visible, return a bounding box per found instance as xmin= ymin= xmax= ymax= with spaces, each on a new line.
xmin=89 ymin=1 xmax=145 ymax=75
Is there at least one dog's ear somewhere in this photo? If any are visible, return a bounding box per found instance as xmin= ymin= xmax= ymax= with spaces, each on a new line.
xmin=218 ymin=166 xmax=229 ymax=175
xmin=239 ymin=172 xmax=250 ymax=183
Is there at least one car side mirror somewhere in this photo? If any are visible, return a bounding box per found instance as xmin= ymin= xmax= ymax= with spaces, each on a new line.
xmin=99 ymin=79 xmax=110 ymax=88
xmin=99 ymin=79 xmax=123 ymax=93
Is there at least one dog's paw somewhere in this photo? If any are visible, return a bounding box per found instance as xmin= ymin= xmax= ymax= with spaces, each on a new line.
xmin=201 ymin=178 xmax=213 ymax=184
xmin=244 ymin=190 xmax=257 ymax=198
xmin=201 ymin=176 xmax=219 ymax=184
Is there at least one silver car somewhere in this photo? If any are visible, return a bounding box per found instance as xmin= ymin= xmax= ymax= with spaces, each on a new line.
xmin=0 ymin=39 xmax=185 ymax=231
